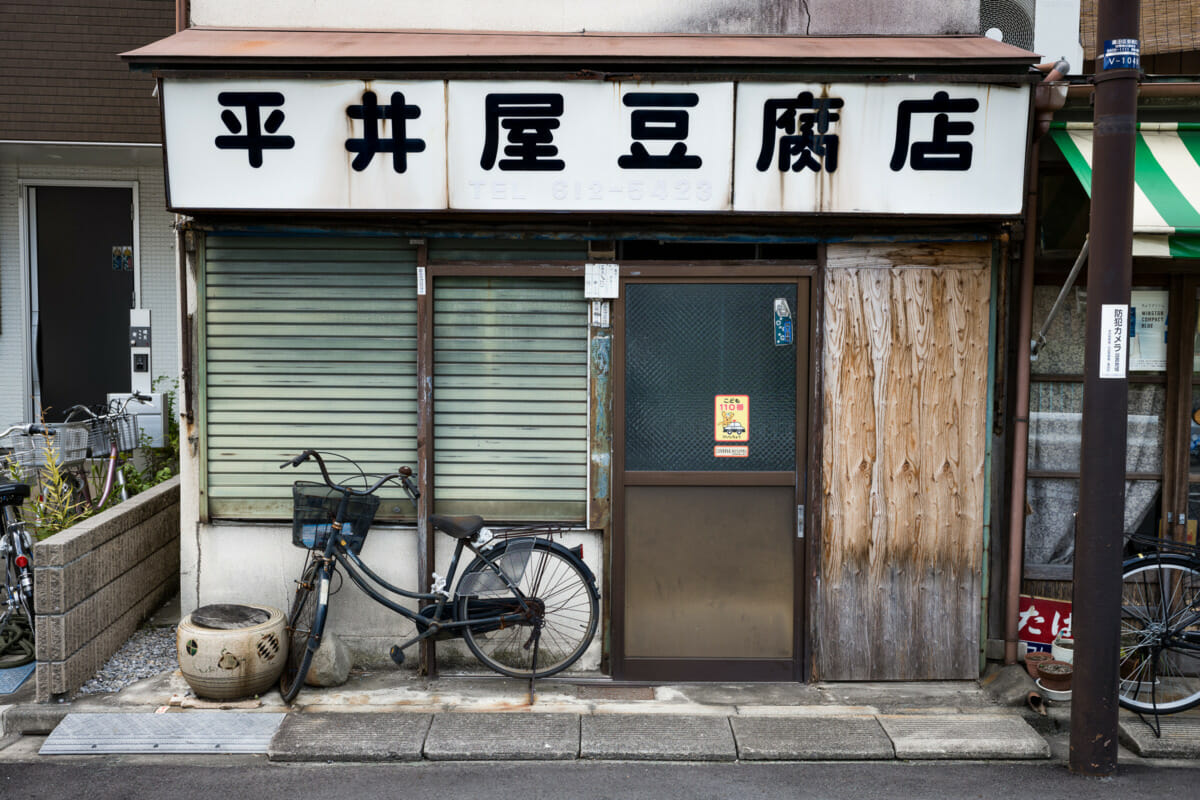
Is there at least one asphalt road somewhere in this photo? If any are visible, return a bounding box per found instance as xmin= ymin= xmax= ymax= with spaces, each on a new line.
xmin=1 ymin=759 xmax=1197 ymax=800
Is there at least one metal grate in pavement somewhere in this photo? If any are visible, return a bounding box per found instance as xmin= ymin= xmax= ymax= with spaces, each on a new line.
xmin=0 ymin=663 xmax=35 ymax=695
xmin=39 ymin=712 xmax=286 ymax=754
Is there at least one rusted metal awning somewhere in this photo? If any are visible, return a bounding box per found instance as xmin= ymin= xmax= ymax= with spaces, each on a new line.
xmin=123 ymin=28 xmax=1037 ymax=71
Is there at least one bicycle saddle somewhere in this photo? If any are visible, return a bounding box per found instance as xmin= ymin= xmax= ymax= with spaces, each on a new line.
xmin=0 ymin=483 xmax=30 ymax=507
xmin=429 ymin=514 xmax=484 ymax=539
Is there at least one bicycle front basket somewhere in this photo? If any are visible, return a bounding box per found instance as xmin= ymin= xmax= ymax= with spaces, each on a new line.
xmin=291 ymin=481 xmax=380 ymax=554
xmin=0 ymin=422 xmax=89 ymax=475
xmin=87 ymin=414 xmax=140 ymax=455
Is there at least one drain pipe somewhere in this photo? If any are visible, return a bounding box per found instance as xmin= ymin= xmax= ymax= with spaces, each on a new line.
xmin=1004 ymin=74 xmax=1069 ymax=665
xmin=1004 ymin=144 xmax=1039 ymax=666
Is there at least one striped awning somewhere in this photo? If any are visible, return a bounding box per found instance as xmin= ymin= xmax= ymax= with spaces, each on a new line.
xmin=1050 ymin=123 xmax=1200 ymax=259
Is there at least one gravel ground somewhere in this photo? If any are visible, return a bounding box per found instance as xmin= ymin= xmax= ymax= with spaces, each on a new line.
xmin=75 ymin=624 xmax=178 ymax=696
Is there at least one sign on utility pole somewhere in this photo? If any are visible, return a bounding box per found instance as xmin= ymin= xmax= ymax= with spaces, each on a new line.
xmin=1071 ymin=0 xmax=1140 ymax=778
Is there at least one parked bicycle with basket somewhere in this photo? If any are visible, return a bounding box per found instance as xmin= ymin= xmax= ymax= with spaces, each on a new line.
xmin=1118 ymin=532 xmax=1200 ymax=732
xmin=61 ymin=391 xmax=152 ymax=509
xmin=278 ymin=450 xmax=599 ymax=703
xmin=0 ymin=423 xmax=44 ymax=668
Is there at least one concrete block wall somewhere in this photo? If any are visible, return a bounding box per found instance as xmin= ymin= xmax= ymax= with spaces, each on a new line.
xmin=32 ymin=476 xmax=180 ymax=701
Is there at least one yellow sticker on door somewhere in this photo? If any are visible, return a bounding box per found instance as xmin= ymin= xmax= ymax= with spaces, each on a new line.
xmin=714 ymin=395 xmax=749 ymax=442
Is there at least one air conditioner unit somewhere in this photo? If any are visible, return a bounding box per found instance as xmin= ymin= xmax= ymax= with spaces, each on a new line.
xmin=981 ymin=0 xmax=1083 ymax=72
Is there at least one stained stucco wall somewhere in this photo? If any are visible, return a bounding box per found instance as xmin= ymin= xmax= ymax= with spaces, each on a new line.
xmin=190 ymin=0 xmax=979 ymax=35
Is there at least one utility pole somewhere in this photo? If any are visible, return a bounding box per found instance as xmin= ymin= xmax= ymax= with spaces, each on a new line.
xmin=1071 ymin=0 xmax=1139 ymax=777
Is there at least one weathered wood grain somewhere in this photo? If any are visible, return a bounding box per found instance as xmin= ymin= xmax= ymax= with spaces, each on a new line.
xmin=818 ymin=243 xmax=990 ymax=680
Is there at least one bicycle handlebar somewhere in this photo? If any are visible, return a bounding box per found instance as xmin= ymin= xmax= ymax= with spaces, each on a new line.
xmin=0 ymin=423 xmax=50 ymax=438
xmin=63 ymin=392 xmax=155 ymax=423
xmin=279 ymin=450 xmax=420 ymax=501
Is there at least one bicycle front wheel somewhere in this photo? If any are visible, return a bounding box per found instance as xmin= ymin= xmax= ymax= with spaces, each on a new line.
xmin=279 ymin=559 xmax=330 ymax=703
xmin=1119 ymin=554 xmax=1200 ymax=714
xmin=456 ymin=539 xmax=598 ymax=679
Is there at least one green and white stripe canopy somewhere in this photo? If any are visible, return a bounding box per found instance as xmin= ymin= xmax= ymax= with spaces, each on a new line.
xmin=1051 ymin=123 xmax=1200 ymax=259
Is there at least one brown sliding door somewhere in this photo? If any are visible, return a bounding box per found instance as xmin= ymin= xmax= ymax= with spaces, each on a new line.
xmin=614 ymin=273 xmax=810 ymax=681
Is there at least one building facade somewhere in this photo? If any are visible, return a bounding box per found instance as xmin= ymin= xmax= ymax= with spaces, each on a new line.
xmin=124 ymin=2 xmax=1045 ymax=681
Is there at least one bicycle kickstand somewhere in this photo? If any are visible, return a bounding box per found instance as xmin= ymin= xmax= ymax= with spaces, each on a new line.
xmin=527 ymin=619 xmax=542 ymax=706
xmin=1135 ymin=706 xmax=1163 ymax=738
xmin=1137 ymin=653 xmax=1164 ymax=738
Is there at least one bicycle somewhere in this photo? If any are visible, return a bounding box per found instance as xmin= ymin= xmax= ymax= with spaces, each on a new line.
xmin=0 ymin=423 xmax=43 ymax=668
xmin=277 ymin=450 xmax=600 ymax=703
xmin=1118 ymin=532 xmax=1200 ymax=733
xmin=61 ymin=391 xmax=152 ymax=509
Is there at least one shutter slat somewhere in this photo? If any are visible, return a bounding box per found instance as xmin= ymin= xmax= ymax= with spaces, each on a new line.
xmin=204 ymin=234 xmax=418 ymax=519
xmin=433 ymin=275 xmax=587 ymax=519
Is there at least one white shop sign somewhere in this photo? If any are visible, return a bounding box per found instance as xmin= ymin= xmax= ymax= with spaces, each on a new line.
xmin=161 ymin=78 xmax=1030 ymax=214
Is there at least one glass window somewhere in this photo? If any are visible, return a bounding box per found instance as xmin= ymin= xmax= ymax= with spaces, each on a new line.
xmin=1025 ymin=284 xmax=1166 ymax=568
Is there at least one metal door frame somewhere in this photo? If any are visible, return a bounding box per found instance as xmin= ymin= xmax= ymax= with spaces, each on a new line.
xmin=611 ymin=263 xmax=816 ymax=682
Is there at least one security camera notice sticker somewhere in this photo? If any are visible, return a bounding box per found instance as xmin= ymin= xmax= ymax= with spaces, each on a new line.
xmin=1100 ymin=304 xmax=1128 ymax=379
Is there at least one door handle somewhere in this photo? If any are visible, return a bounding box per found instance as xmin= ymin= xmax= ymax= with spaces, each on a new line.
xmin=797 ymin=505 xmax=805 ymax=539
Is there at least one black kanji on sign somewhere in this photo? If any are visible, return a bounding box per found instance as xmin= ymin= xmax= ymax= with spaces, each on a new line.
xmin=618 ymin=92 xmax=702 ymax=170
xmin=755 ymin=92 xmax=844 ymax=173
xmin=214 ymin=92 xmax=295 ymax=168
xmin=889 ymin=91 xmax=981 ymax=171
xmin=481 ymin=93 xmax=565 ymax=171
xmin=345 ymin=90 xmax=426 ymax=173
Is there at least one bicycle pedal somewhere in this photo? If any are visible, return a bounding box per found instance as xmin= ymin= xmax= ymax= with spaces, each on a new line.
xmin=389 ymin=645 xmax=405 ymax=666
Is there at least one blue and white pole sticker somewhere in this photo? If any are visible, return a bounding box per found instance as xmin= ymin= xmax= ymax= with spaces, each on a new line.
xmin=1102 ymin=39 xmax=1140 ymax=71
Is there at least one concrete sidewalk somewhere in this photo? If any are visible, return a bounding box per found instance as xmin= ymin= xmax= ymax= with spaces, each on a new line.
xmin=3 ymin=666 xmax=1197 ymax=764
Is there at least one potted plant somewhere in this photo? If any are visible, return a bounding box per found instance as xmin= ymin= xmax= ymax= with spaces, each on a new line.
xmin=1036 ymin=659 xmax=1073 ymax=692
xmin=1024 ymin=650 xmax=1053 ymax=680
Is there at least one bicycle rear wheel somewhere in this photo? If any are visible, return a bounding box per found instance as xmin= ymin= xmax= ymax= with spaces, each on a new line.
xmin=456 ymin=539 xmax=598 ymax=679
xmin=1118 ymin=554 xmax=1200 ymax=714
xmin=279 ymin=559 xmax=330 ymax=703
xmin=2 ymin=518 xmax=35 ymax=628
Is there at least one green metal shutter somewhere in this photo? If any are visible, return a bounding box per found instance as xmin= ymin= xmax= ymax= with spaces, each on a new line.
xmin=202 ymin=235 xmax=418 ymax=519
xmin=432 ymin=276 xmax=588 ymax=521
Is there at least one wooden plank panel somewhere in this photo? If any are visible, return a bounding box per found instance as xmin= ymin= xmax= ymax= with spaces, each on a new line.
xmin=825 ymin=241 xmax=992 ymax=270
xmin=818 ymin=244 xmax=989 ymax=680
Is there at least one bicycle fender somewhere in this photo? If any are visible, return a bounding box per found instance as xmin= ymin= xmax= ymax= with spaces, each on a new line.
xmin=477 ymin=537 xmax=598 ymax=588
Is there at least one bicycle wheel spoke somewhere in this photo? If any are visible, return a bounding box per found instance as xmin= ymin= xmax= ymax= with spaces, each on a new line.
xmin=1119 ymin=557 xmax=1200 ymax=713
xmin=280 ymin=560 xmax=327 ymax=703
xmin=458 ymin=540 xmax=598 ymax=678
